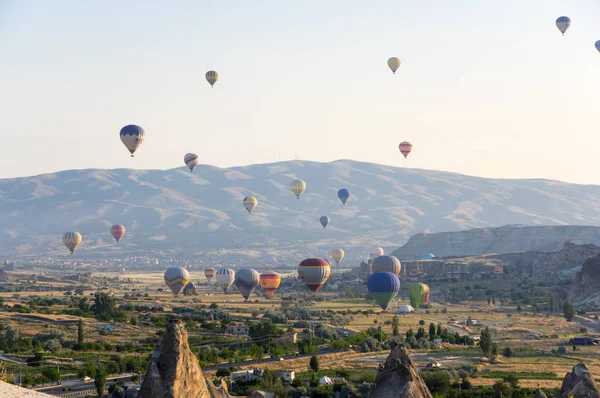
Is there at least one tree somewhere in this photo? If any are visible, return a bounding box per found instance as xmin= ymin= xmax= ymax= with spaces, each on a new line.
xmin=480 ymin=327 xmax=493 ymax=357
xmin=503 ymin=374 xmax=520 ymax=388
xmin=503 ymin=346 xmax=514 ymax=358
xmin=419 ymin=320 xmax=425 ymax=326
xmin=309 ymin=355 xmax=320 ymax=373
xmin=429 ymin=323 xmax=436 ymax=340
xmin=391 ymin=316 xmax=399 ymax=337
xmin=549 ymin=296 xmax=555 ymax=312
xmin=487 ymin=297 xmax=491 ymax=305
xmin=42 ymin=367 xmax=61 ymax=384
xmin=216 ymin=368 xmax=232 ymax=377
xmin=516 ymin=305 xmax=522 ymax=312
xmin=94 ymin=366 xmax=107 ymax=397
xmin=78 ymin=319 xmax=85 ymax=345
xmin=564 ymin=299 xmax=575 ymax=322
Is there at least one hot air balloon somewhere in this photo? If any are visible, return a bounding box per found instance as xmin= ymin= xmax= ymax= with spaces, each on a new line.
xmin=338 ymin=189 xmax=350 ymax=205
xmin=368 ymin=272 xmax=401 ymax=310
xmin=206 ymin=71 xmax=219 ymax=87
xmin=370 ymin=247 xmax=384 ymax=259
xmin=387 ymin=57 xmax=401 ymax=74
xmin=319 ymin=216 xmax=330 ymax=228
xmin=216 ymin=268 xmax=235 ymax=292
xmin=243 ymin=196 xmax=258 ymax=214
xmin=595 ymin=40 xmax=600 ymax=53
xmin=331 ymin=249 xmax=345 ymax=264
xmin=204 ymin=268 xmax=216 ymax=283
xmin=110 ymin=225 xmax=126 ymax=243
xmin=182 ymin=282 xmax=197 ymax=296
xmin=556 ymin=16 xmax=571 ymax=35
xmin=260 ymin=271 xmax=281 ymax=297
xmin=164 ymin=267 xmax=190 ymax=296
xmin=298 ymin=258 xmax=330 ymax=293
xmin=399 ymin=141 xmax=412 ymax=158
xmin=372 ymin=255 xmax=401 ymax=275
xmin=408 ymin=283 xmax=430 ymax=308
xmin=184 ymin=153 xmax=199 ymax=172
xmin=421 ymin=253 xmax=435 ymax=261
xmin=63 ymin=232 xmax=82 ymax=255
xmin=235 ymin=268 xmax=260 ymax=301
xmin=291 ymin=179 xmax=306 ymax=199
xmin=119 ymin=125 xmax=145 ymax=157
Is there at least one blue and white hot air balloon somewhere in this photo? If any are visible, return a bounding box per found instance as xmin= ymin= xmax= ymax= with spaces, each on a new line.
xmin=595 ymin=40 xmax=600 ymax=54
xmin=556 ymin=16 xmax=571 ymax=36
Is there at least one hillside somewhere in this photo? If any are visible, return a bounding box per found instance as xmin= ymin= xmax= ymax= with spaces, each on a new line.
xmin=1 ymin=160 xmax=600 ymax=262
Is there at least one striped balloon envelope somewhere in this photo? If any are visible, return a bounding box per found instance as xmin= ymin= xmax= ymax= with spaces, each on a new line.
xmin=243 ymin=196 xmax=258 ymax=214
xmin=164 ymin=267 xmax=190 ymax=296
xmin=205 ymin=71 xmax=219 ymax=87
xmin=204 ymin=268 xmax=216 ymax=283
xmin=216 ymin=268 xmax=235 ymax=292
xmin=235 ymin=268 xmax=260 ymax=300
xmin=298 ymin=258 xmax=330 ymax=293
xmin=110 ymin=225 xmax=126 ymax=243
xmin=290 ymin=179 xmax=307 ymax=199
xmin=368 ymin=272 xmax=401 ymax=310
xmin=63 ymin=232 xmax=82 ymax=254
xmin=331 ymin=249 xmax=344 ymax=264
xmin=399 ymin=141 xmax=412 ymax=158
xmin=372 ymin=255 xmax=401 ymax=276
xmin=184 ymin=153 xmax=199 ymax=172
xmin=260 ymin=271 xmax=281 ymax=297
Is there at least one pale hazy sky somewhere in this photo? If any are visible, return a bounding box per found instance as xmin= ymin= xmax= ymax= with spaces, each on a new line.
xmin=1 ymin=1 xmax=599 ymax=183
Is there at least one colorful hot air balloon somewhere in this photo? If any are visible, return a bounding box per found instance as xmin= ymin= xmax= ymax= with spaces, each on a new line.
xmin=235 ymin=268 xmax=260 ymax=301
xmin=408 ymin=283 xmax=430 ymax=308
xmin=399 ymin=141 xmax=412 ymax=158
xmin=368 ymin=272 xmax=401 ymax=310
xmin=595 ymin=40 xmax=600 ymax=53
xmin=204 ymin=268 xmax=216 ymax=283
xmin=184 ymin=153 xmax=199 ymax=172
xmin=63 ymin=232 xmax=82 ymax=255
xmin=298 ymin=258 xmax=330 ymax=293
xmin=243 ymin=196 xmax=258 ymax=214
xmin=164 ymin=267 xmax=190 ymax=296
xmin=372 ymin=255 xmax=401 ymax=275
xmin=319 ymin=216 xmax=330 ymax=228
xmin=119 ymin=125 xmax=145 ymax=157
xmin=387 ymin=57 xmax=401 ymax=74
xmin=331 ymin=249 xmax=345 ymax=264
xmin=260 ymin=271 xmax=281 ymax=297
xmin=110 ymin=225 xmax=126 ymax=243
xmin=556 ymin=16 xmax=571 ymax=35
xmin=216 ymin=268 xmax=235 ymax=292
xmin=338 ymin=189 xmax=350 ymax=205
xmin=370 ymin=246 xmax=384 ymax=259
xmin=291 ymin=179 xmax=307 ymax=199
xmin=206 ymin=71 xmax=219 ymax=87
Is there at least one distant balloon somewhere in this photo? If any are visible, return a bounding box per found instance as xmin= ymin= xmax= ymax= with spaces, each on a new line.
xmin=298 ymin=258 xmax=330 ymax=293
xmin=370 ymin=247 xmax=384 ymax=259
xmin=399 ymin=141 xmax=412 ymax=158
xmin=408 ymin=283 xmax=430 ymax=308
xmin=556 ymin=16 xmax=571 ymax=35
xmin=595 ymin=40 xmax=600 ymax=53
xmin=368 ymin=272 xmax=401 ymax=310
xmin=184 ymin=153 xmax=199 ymax=172
xmin=260 ymin=271 xmax=281 ymax=297
xmin=421 ymin=253 xmax=435 ymax=261
xmin=387 ymin=57 xmax=401 ymax=74
xmin=63 ymin=232 xmax=82 ymax=255
xmin=291 ymin=179 xmax=307 ymax=199
xmin=119 ymin=125 xmax=145 ymax=157
xmin=331 ymin=249 xmax=345 ymax=264
xmin=110 ymin=225 xmax=126 ymax=243
xmin=319 ymin=216 xmax=330 ymax=228
xmin=372 ymin=255 xmax=401 ymax=275
xmin=216 ymin=268 xmax=235 ymax=292
xmin=204 ymin=268 xmax=216 ymax=283
xmin=338 ymin=189 xmax=350 ymax=205
xmin=235 ymin=268 xmax=260 ymax=301
xmin=206 ymin=71 xmax=219 ymax=87
xmin=164 ymin=267 xmax=190 ymax=296
xmin=243 ymin=196 xmax=258 ymax=214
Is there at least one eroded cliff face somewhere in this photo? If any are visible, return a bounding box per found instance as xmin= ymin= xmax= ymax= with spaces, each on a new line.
xmin=370 ymin=344 xmax=432 ymax=398
xmin=557 ymin=363 xmax=600 ymax=398
xmin=572 ymin=253 xmax=600 ymax=309
xmin=138 ymin=319 xmax=230 ymax=398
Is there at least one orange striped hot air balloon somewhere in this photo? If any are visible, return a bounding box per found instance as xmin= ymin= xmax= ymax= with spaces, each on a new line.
xmin=260 ymin=271 xmax=281 ymax=297
xmin=298 ymin=258 xmax=330 ymax=293
xmin=399 ymin=141 xmax=412 ymax=158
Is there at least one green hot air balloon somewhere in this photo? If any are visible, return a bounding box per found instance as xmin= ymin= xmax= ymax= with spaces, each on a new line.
xmin=408 ymin=283 xmax=430 ymax=308
xmin=235 ymin=268 xmax=260 ymax=301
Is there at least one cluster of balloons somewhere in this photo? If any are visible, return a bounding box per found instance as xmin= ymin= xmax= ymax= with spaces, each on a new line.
xmin=555 ymin=16 xmax=600 ymax=53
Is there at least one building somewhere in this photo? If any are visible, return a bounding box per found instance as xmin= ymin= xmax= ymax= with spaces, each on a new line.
xmin=225 ymin=322 xmax=250 ymax=336
xmin=232 ymin=369 xmax=264 ymax=382
xmin=277 ymin=370 xmax=295 ymax=383
xmin=277 ymin=333 xmax=297 ymax=344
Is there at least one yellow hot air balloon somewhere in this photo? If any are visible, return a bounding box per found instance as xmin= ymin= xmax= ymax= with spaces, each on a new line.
xmin=331 ymin=249 xmax=345 ymax=264
xmin=290 ymin=179 xmax=306 ymax=199
xmin=260 ymin=271 xmax=281 ymax=297
xmin=243 ymin=196 xmax=258 ymax=214
xmin=387 ymin=57 xmax=401 ymax=74
xmin=206 ymin=71 xmax=219 ymax=87
xmin=63 ymin=232 xmax=82 ymax=255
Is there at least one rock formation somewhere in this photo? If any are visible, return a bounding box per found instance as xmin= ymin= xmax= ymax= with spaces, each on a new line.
xmin=138 ymin=319 xmax=230 ymax=398
xmin=557 ymin=362 xmax=600 ymax=398
xmin=370 ymin=344 xmax=432 ymax=398
xmin=534 ymin=389 xmax=548 ymax=398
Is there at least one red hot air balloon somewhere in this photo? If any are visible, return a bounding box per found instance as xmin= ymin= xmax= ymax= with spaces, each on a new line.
xmin=111 ymin=225 xmax=126 ymax=243
xmin=399 ymin=141 xmax=412 ymax=158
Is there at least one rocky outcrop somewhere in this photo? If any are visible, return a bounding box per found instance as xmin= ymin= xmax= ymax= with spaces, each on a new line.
xmin=572 ymin=254 xmax=600 ymax=309
xmin=557 ymin=363 xmax=600 ymax=398
xmin=370 ymin=344 xmax=432 ymax=398
xmin=534 ymin=389 xmax=548 ymax=398
xmin=0 ymin=269 xmax=7 ymax=282
xmin=138 ymin=319 xmax=230 ymax=398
